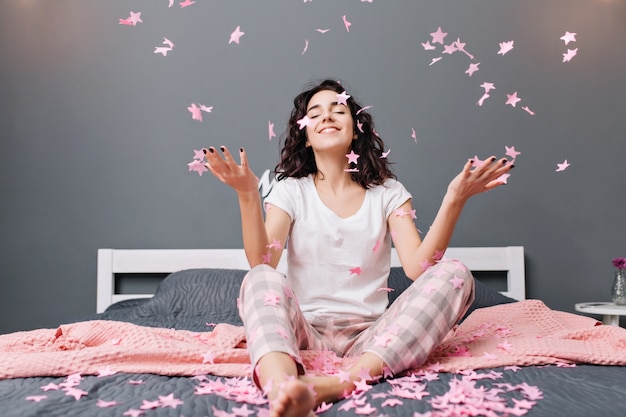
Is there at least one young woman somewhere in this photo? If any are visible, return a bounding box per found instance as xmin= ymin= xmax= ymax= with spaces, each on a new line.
xmin=204 ymin=79 xmax=513 ymax=417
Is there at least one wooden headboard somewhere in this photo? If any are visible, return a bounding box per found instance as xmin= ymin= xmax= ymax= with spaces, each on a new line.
xmin=96 ymin=246 xmax=525 ymax=313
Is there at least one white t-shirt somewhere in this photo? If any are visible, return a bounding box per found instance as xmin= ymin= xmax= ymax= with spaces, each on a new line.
xmin=264 ymin=175 xmax=412 ymax=322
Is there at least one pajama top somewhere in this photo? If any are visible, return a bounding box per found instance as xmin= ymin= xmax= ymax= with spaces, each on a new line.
xmin=264 ymin=175 xmax=412 ymax=322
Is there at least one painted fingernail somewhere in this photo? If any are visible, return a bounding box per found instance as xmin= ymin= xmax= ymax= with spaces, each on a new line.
xmin=240 ymin=147 xmax=244 ymax=153
xmin=208 ymin=147 xmax=215 ymax=154
xmin=220 ymin=146 xmax=225 ymax=152
xmin=202 ymin=149 xmax=207 ymax=154
xmin=510 ymin=164 xmax=515 ymax=168
xmin=491 ymin=157 xmax=497 ymax=161
xmin=502 ymin=158 xmax=508 ymax=164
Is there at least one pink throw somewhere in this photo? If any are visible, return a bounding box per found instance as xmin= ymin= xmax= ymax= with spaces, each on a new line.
xmin=1 ymin=300 xmax=625 ymax=379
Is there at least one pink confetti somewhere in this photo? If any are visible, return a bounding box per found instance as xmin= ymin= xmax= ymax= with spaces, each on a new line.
xmin=268 ymin=121 xmax=276 ymax=141
xmin=25 ymin=395 xmax=47 ymax=402
xmin=296 ymin=115 xmax=312 ymax=130
xmin=481 ymin=82 xmax=496 ymax=93
xmin=505 ymin=92 xmax=521 ymax=107
xmin=430 ymin=27 xmax=447 ymax=45
xmin=349 ymin=266 xmax=362 ymax=276
xmin=123 ymin=409 xmax=145 ymax=417
xmin=560 ymin=31 xmax=577 ymax=45
xmin=97 ymin=399 xmax=120 ymax=408
xmin=342 ymin=15 xmax=352 ymax=32
xmin=336 ymin=91 xmax=351 ymax=106
xmin=345 ymin=150 xmax=360 ymax=164
xmin=522 ymin=106 xmax=535 ymax=115
xmin=380 ymin=149 xmax=390 ymax=158
xmin=158 ymin=393 xmax=184 ymax=409
xmin=562 ymin=48 xmax=578 ymax=62
xmin=465 ymin=62 xmax=480 ymax=76
xmin=476 ymin=93 xmax=490 ymax=106
xmin=188 ymin=103 xmax=203 ymax=121
xmin=316 ymin=28 xmax=331 ymax=34
xmin=119 ymin=11 xmax=142 ymax=27
xmin=556 ymin=159 xmax=570 ymax=172
xmin=179 ymin=0 xmax=196 ymax=7
xmin=497 ymin=40 xmax=514 ymax=55
xmin=429 ymin=57 xmax=443 ymax=66
xmin=421 ymin=41 xmax=436 ymax=50
xmin=411 ymin=128 xmax=417 ymax=142
xmin=229 ymin=26 xmax=245 ymax=44
xmin=505 ymin=146 xmax=521 ymax=159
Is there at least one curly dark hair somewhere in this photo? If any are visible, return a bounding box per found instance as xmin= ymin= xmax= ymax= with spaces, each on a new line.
xmin=274 ymin=79 xmax=396 ymax=189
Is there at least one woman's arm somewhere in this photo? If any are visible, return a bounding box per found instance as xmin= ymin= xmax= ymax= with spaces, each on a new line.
xmin=391 ymin=156 xmax=513 ymax=280
xmin=204 ymin=146 xmax=290 ymax=269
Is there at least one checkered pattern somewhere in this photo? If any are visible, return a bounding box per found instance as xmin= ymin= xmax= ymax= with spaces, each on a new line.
xmin=238 ymin=260 xmax=474 ymax=378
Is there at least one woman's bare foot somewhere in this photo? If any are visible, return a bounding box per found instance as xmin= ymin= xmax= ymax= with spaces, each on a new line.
xmin=269 ymin=379 xmax=316 ymax=417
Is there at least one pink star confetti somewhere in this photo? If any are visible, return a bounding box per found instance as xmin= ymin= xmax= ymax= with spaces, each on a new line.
xmin=316 ymin=28 xmax=330 ymax=34
xmin=64 ymin=387 xmax=88 ymax=400
xmin=342 ymin=15 xmax=352 ymax=32
xmin=522 ymin=106 xmax=535 ymax=115
xmin=188 ymin=159 xmax=208 ymax=176
xmin=346 ymin=150 xmax=360 ymax=164
xmin=465 ymin=62 xmax=480 ymax=77
xmin=442 ymin=42 xmax=458 ymax=55
xmin=188 ymin=103 xmax=203 ymax=121
xmin=497 ymin=40 xmax=514 ymax=55
xmin=560 ymin=31 xmax=577 ymax=45
xmin=481 ymin=82 xmax=496 ymax=93
xmin=154 ymin=46 xmax=172 ymax=56
xmin=562 ymin=48 xmax=578 ymax=62
xmin=97 ymin=399 xmax=121 ymax=408
xmin=349 ymin=266 xmax=362 ymax=276
xmin=336 ymin=91 xmax=351 ymax=106
xmin=505 ymin=146 xmax=521 ymax=160
xmin=119 ymin=11 xmax=142 ymax=26
xmin=411 ymin=127 xmax=417 ymax=143
xmin=179 ymin=0 xmax=196 ymax=7
xmin=380 ymin=149 xmax=391 ymax=158
xmin=430 ymin=27 xmax=447 ymax=44
xmin=296 ymin=115 xmax=312 ymax=129
xmin=556 ymin=159 xmax=570 ymax=172
xmin=229 ymin=26 xmax=245 ymax=44
xmin=158 ymin=393 xmax=184 ymax=409
xmin=455 ymin=38 xmax=475 ymax=60
xmin=505 ymin=92 xmax=521 ymax=107
xmin=421 ymin=41 xmax=436 ymax=51
xmin=268 ymin=121 xmax=276 ymax=141
xmin=26 ymin=395 xmax=47 ymax=402
xmin=123 ymin=409 xmax=145 ymax=417
xmin=41 ymin=383 xmax=60 ymax=391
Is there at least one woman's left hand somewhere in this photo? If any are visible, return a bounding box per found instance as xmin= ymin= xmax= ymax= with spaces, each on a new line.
xmin=446 ymin=156 xmax=513 ymax=203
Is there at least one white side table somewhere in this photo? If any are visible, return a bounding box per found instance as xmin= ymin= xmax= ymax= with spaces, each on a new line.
xmin=575 ymin=302 xmax=626 ymax=326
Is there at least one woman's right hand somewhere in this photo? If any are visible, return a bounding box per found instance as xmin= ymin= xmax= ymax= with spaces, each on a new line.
xmin=204 ymin=146 xmax=259 ymax=195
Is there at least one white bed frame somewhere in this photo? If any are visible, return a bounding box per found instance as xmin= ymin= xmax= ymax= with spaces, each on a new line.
xmin=96 ymin=246 xmax=525 ymax=313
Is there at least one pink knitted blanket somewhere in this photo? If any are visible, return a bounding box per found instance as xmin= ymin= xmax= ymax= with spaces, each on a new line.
xmin=2 ymin=300 xmax=626 ymax=379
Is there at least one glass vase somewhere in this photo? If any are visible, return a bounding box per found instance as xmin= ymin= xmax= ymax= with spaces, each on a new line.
xmin=611 ymin=269 xmax=626 ymax=305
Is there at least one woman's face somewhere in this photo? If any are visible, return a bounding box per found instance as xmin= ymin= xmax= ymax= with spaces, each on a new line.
xmin=304 ymin=89 xmax=355 ymax=153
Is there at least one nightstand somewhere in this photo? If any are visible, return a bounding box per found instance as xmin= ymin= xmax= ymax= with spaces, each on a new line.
xmin=575 ymin=302 xmax=626 ymax=326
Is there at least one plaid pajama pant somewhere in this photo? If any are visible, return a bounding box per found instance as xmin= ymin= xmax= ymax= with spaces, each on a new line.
xmin=238 ymin=260 xmax=474 ymax=379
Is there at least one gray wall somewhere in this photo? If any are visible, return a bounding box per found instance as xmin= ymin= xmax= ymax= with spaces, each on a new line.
xmin=1 ymin=0 xmax=625 ymax=334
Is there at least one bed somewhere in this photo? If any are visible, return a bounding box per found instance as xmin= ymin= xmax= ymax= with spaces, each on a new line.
xmin=1 ymin=246 xmax=626 ymax=417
